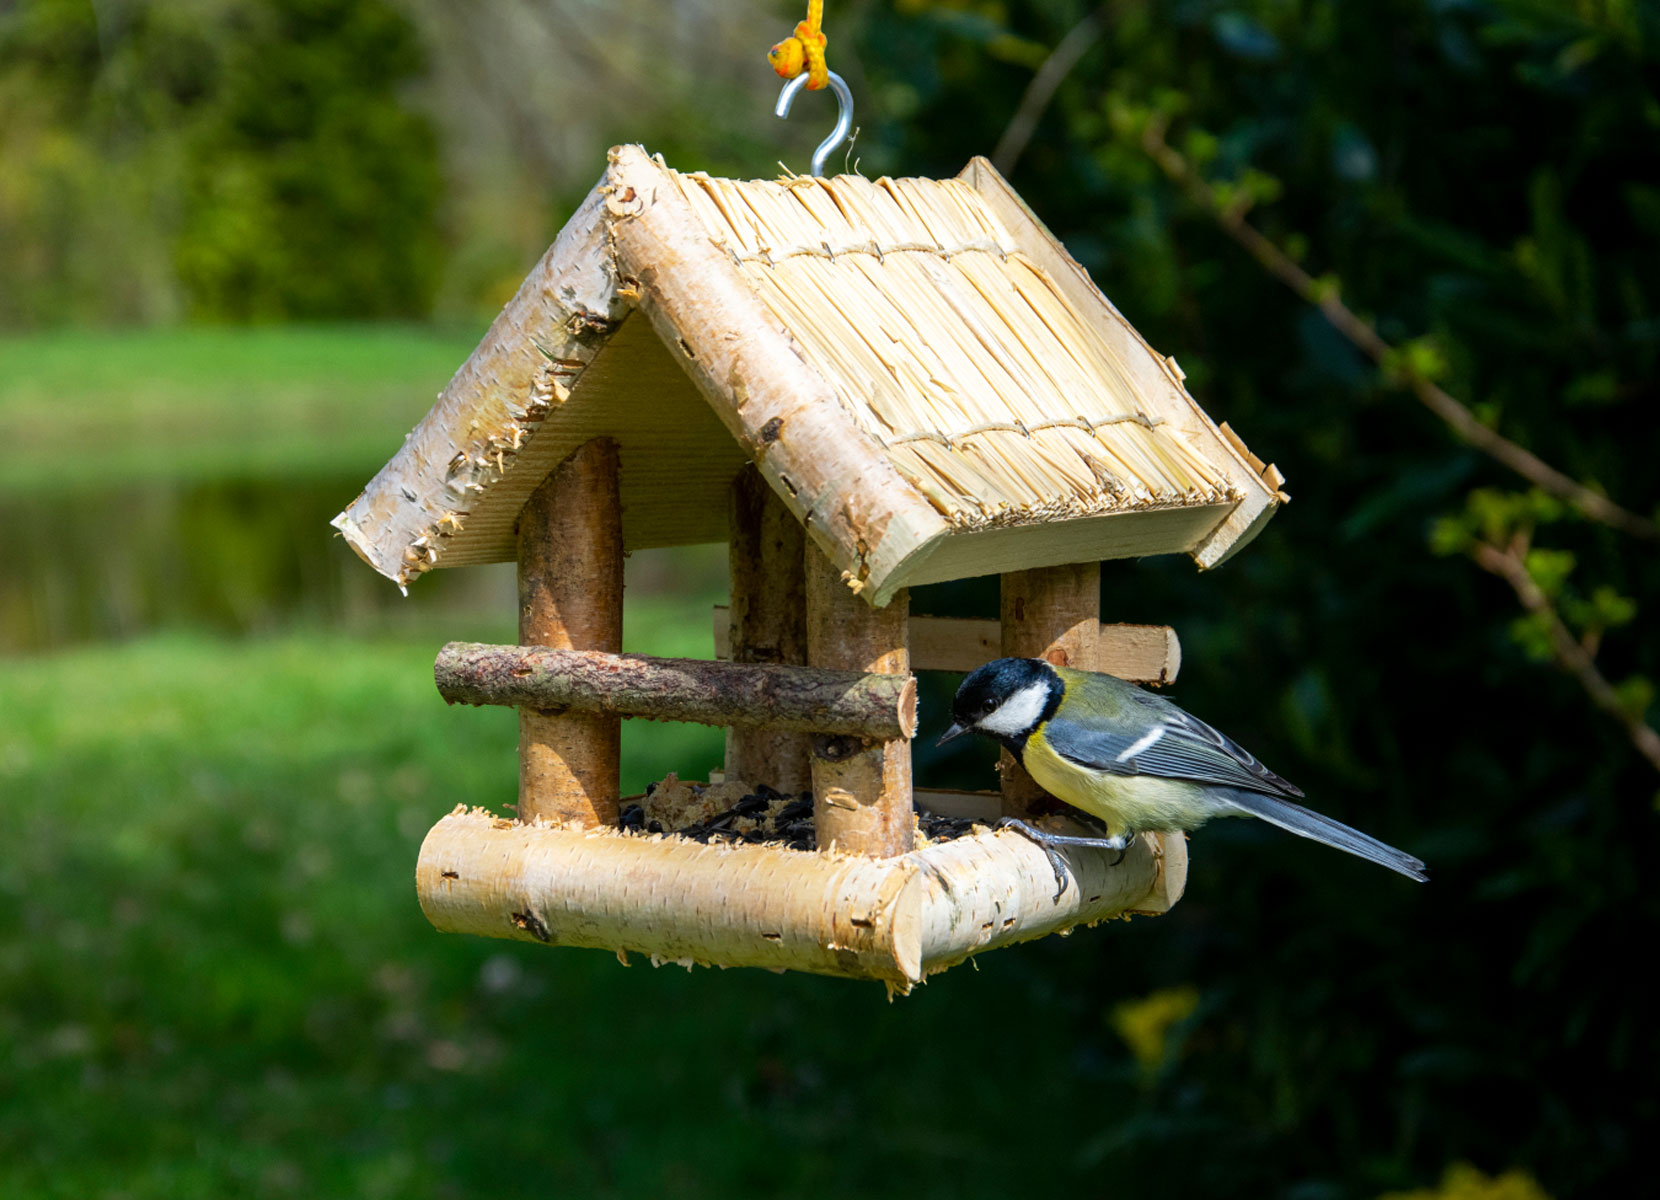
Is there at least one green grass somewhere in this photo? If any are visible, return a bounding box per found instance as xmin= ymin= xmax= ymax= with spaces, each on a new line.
xmin=0 ymin=323 xmax=1156 ymax=1195
xmin=0 ymin=631 xmax=1158 ymax=1199
xmin=0 ymin=326 xmax=480 ymax=492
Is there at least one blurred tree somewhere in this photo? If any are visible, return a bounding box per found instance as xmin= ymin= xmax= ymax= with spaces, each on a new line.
xmin=173 ymin=0 xmax=442 ymax=319
xmin=0 ymin=0 xmax=442 ymax=323
xmin=855 ymin=1 xmax=1660 ymax=1195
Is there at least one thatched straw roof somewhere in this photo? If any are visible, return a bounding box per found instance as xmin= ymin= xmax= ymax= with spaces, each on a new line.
xmin=674 ymin=170 xmax=1237 ymax=524
xmin=333 ymin=146 xmax=1286 ymax=604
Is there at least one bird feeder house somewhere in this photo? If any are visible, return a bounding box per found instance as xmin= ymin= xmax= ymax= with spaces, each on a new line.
xmin=333 ymin=146 xmax=1287 ymax=992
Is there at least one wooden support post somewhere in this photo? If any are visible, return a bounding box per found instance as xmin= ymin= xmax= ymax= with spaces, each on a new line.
xmin=805 ymin=547 xmax=913 ymax=856
xmin=1000 ymin=563 xmax=1101 ymax=818
xmin=725 ymin=466 xmax=811 ymax=792
xmin=517 ymin=438 xmax=623 ymax=827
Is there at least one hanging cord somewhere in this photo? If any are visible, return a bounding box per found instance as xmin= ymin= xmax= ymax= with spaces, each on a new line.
xmin=769 ymin=0 xmax=830 ymax=91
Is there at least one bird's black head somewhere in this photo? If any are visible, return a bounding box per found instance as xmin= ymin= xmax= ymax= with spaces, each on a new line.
xmin=938 ymin=657 xmax=1062 ymax=751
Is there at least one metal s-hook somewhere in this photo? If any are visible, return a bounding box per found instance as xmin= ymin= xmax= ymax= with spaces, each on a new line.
xmin=775 ymin=70 xmax=854 ymax=177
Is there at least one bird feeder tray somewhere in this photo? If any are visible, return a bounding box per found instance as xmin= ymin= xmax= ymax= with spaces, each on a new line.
xmin=418 ymin=806 xmax=1185 ymax=992
xmin=332 ymin=145 xmax=1285 ymax=987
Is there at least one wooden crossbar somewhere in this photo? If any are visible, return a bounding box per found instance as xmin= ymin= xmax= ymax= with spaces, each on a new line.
xmin=436 ymin=643 xmax=917 ymax=741
xmin=712 ymin=607 xmax=1181 ymax=684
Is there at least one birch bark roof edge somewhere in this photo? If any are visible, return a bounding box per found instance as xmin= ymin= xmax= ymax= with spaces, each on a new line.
xmin=332 ymin=144 xmax=1287 ymax=602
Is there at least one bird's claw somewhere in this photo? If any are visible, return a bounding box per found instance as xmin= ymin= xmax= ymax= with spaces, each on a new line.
xmin=995 ymin=818 xmax=1072 ymax=900
xmin=1110 ymin=831 xmax=1136 ymax=868
xmin=994 ymin=817 xmax=1139 ymax=902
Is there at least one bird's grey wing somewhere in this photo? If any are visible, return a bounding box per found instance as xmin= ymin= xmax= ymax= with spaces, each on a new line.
xmin=1043 ymin=704 xmax=1304 ymax=799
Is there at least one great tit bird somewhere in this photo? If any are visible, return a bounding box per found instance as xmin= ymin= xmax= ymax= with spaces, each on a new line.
xmin=940 ymin=658 xmax=1427 ymax=887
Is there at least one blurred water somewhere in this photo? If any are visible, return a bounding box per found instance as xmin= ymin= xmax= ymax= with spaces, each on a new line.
xmin=0 ymin=477 xmax=515 ymax=654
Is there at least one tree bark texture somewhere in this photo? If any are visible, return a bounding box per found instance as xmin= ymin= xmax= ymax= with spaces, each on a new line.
xmin=517 ymin=439 xmax=623 ymax=827
xmin=438 ymin=644 xmax=918 ymax=741
xmin=806 ymin=548 xmax=914 ymax=857
xmin=725 ymin=466 xmax=812 ymax=791
xmin=1000 ymin=562 xmax=1102 ymax=818
xmin=331 ymin=175 xmax=625 ymax=588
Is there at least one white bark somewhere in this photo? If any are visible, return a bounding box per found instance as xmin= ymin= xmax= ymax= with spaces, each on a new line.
xmin=416 ymin=808 xmax=1186 ymax=992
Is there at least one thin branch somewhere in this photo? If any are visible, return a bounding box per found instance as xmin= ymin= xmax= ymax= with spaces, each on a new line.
xmin=1139 ymin=120 xmax=1659 ymax=541
xmin=1470 ymin=538 xmax=1660 ymax=777
xmin=993 ymin=6 xmax=1112 ymax=175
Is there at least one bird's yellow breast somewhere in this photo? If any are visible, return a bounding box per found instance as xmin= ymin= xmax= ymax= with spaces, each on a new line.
xmin=1022 ymin=724 xmax=1219 ymax=837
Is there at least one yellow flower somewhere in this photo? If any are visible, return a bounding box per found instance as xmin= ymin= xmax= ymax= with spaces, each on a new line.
xmin=1109 ymin=985 xmax=1199 ymax=1074
xmin=1380 ymin=1163 xmax=1553 ymax=1200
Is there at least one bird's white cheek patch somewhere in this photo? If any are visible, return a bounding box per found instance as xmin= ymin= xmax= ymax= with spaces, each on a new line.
xmin=979 ymin=682 xmax=1050 ymax=737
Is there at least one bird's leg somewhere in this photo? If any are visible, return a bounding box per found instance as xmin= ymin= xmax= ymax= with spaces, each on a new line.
xmin=996 ymin=818 xmax=1073 ymax=901
xmin=994 ymin=818 xmax=1141 ymax=901
xmin=1063 ymin=811 xmax=1137 ymax=859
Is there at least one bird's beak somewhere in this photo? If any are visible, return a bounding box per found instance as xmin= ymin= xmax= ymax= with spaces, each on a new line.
xmin=936 ymin=722 xmax=969 ymax=747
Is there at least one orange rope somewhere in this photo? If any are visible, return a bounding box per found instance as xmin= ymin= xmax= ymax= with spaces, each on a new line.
xmin=768 ymin=0 xmax=829 ymax=91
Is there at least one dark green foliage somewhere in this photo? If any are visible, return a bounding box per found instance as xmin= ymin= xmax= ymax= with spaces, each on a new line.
xmin=866 ymin=1 xmax=1660 ymax=1195
xmin=173 ymin=0 xmax=442 ymax=319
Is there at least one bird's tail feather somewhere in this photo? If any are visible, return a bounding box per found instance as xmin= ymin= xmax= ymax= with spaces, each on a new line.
xmin=1223 ymin=791 xmax=1427 ymax=882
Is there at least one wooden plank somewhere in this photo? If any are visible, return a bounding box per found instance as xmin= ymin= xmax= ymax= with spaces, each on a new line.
xmin=878 ymin=502 xmax=1234 ymax=599
xmin=913 ymin=789 xmax=1001 ymax=820
xmin=421 ymin=316 xmax=747 ymax=567
xmin=714 ymin=607 xmax=1181 ymax=684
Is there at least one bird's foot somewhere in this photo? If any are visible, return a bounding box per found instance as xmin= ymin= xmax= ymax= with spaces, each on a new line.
xmin=994 ymin=818 xmax=1139 ymax=902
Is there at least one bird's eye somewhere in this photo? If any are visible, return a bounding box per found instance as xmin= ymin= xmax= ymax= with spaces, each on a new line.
xmin=980 ymin=698 xmax=999 ymax=714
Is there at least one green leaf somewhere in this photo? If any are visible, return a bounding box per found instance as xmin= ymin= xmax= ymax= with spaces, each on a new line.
xmin=1105 ymin=97 xmax=1152 ymax=140
xmin=1430 ymin=515 xmax=1474 ymax=556
xmin=1522 ymin=548 xmax=1576 ymax=597
xmin=1614 ymin=676 xmax=1654 ymax=723
xmin=1306 ymin=273 xmax=1341 ymax=304
xmin=1182 ymin=129 xmax=1220 ymax=166
xmin=1590 ymin=586 xmax=1637 ymax=629
xmin=1240 ymin=168 xmax=1283 ymax=206
xmin=1507 ymin=611 xmax=1557 ymax=662
xmin=1465 ymin=488 xmax=1530 ymax=544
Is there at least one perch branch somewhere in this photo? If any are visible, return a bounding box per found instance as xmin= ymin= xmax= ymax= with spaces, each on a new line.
xmin=1139 ymin=120 xmax=1658 ymax=541
xmin=437 ymin=644 xmax=918 ymax=741
xmin=1469 ymin=539 xmax=1660 ymax=777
